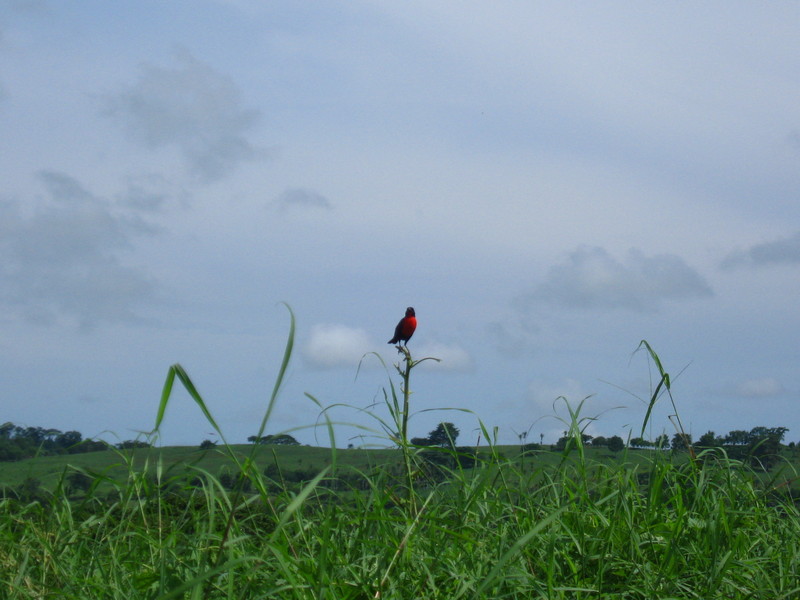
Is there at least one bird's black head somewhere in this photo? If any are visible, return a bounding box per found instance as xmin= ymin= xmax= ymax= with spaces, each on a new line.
xmin=405 ymin=307 xmax=415 ymax=317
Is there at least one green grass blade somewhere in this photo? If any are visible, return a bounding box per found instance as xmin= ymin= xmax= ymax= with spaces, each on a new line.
xmin=254 ymin=302 xmax=295 ymax=442
xmin=472 ymin=506 xmax=568 ymax=598
xmin=172 ymin=364 xmax=223 ymax=436
xmin=636 ymin=339 xmax=670 ymax=437
xmin=270 ymin=466 xmax=330 ymax=539
xmin=153 ymin=365 xmax=177 ymax=432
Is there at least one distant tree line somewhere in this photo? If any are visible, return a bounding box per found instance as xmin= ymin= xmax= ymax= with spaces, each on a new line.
xmin=554 ymin=434 xmax=627 ymax=453
xmin=0 ymin=423 xmax=107 ymax=462
xmin=549 ymin=426 xmax=788 ymax=452
xmin=411 ymin=422 xmax=461 ymax=449
xmin=0 ymin=422 xmax=151 ymax=462
xmin=247 ymin=434 xmax=300 ymax=446
xmin=552 ymin=425 xmax=790 ymax=470
xmin=690 ymin=426 xmax=789 ymax=469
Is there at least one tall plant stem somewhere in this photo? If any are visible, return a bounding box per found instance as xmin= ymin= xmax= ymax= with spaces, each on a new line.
xmin=393 ymin=345 xmax=439 ymax=514
xmin=399 ymin=346 xmax=412 ymax=443
xmin=396 ymin=346 xmax=416 ymax=513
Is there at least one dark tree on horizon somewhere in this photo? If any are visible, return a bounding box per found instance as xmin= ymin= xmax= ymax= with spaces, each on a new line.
xmin=426 ymin=423 xmax=460 ymax=449
xmin=607 ymin=435 xmax=624 ymax=453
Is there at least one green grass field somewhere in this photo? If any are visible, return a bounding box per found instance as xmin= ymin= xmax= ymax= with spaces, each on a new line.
xmin=1 ymin=315 xmax=799 ymax=598
xmin=5 ymin=440 xmax=791 ymax=492
xmin=2 ymin=440 xmax=799 ymax=599
xmin=0 ymin=443 xmax=404 ymax=491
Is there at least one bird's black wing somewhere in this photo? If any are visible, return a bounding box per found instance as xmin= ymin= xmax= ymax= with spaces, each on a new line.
xmin=388 ymin=318 xmax=404 ymax=344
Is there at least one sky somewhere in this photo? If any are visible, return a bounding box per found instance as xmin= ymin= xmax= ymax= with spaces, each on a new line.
xmin=1 ymin=1 xmax=799 ymax=449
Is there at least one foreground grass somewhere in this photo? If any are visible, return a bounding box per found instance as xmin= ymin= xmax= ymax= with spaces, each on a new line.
xmin=1 ymin=444 xmax=799 ymax=599
xmin=2 ymin=310 xmax=798 ymax=599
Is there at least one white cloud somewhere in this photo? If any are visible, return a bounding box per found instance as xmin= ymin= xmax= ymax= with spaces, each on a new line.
xmin=304 ymin=324 xmax=374 ymax=369
xmin=415 ymin=342 xmax=473 ymax=372
xmin=527 ymin=378 xmax=592 ymax=415
xmin=302 ymin=325 xmax=471 ymax=372
xmin=735 ymin=378 xmax=784 ymax=399
xmin=530 ymin=246 xmax=713 ymax=312
xmin=105 ymin=50 xmax=262 ymax=182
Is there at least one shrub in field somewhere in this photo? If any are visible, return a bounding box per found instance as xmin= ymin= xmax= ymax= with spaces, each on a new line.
xmin=606 ymin=434 xmax=624 ymax=452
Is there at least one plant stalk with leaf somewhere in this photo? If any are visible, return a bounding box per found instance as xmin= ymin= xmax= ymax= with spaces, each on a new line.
xmin=390 ymin=345 xmax=439 ymax=510
xmin=637 ymin=340 xmax=697 ymax=463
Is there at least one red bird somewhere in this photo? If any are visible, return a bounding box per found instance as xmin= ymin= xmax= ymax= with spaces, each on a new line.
xmin=388 ymin=307 xmax=417 ymax=346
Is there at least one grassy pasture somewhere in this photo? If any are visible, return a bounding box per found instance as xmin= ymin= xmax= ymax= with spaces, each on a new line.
xmin=2 ymin=440 xmax=799 ymax=599
xmin=0 ymin=444 xmax=404 ymax=491
xmin=2 ymin=441 xmax=797 ymax=494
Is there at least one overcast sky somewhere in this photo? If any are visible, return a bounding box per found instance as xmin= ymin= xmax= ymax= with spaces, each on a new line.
xmin=1 ymin=1 xmax=799 ymax=448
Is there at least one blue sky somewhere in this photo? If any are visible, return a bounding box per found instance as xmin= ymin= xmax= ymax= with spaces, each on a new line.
xmin=1 ymin=1 xmax=799 ymax=447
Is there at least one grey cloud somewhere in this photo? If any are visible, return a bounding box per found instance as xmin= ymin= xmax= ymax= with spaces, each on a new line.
xmin=275 ymin=187 xmax=332 ymax=211
xmin=486 ymin=315 xmax=539 ymax=358
xmin=9 ymin=0 xmax=47 ymax=11
xmin=106 ymin=51 xmax=262 ymax=182
xmin=486 ymin=321 xmax=528 ymax=357
xmin=0 ymin=29 xmax=6 ymax=102
xmin=20 ymin=171 xmax=133 ymax=264
xmin=0 ymin=171 xmax=157 ymax=329
xmin=721 ymin=231 xmax=800 ymax=269
xmin=117 ymin=184 xmax=166 ymax=213
xmin=788 ymin=130 xmax=800 ymax=152
xmin=115 ymin=174 xmax=173 ymax=213
xmin=529 ymin=246 xmax=713 ymax=312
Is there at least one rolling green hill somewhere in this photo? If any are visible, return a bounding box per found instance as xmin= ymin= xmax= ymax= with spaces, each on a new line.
xmin=4 ymin=441 xmax=794 ymax=494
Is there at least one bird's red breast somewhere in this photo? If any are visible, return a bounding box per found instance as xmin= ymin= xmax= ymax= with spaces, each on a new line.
xmin=399 ymin=316 xmax=417 ymax=339
xmin=388 ymin=306 xmax=417 ymax=345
